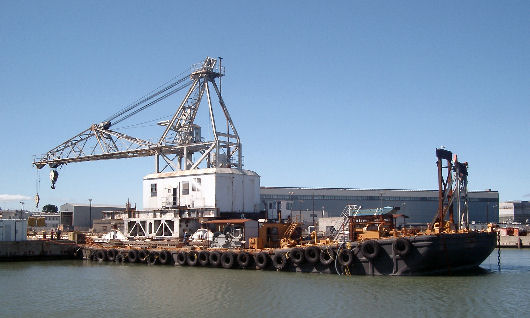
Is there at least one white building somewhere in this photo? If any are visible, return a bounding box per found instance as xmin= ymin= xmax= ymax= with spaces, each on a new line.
xmin=123 ymin=167 xmax=261 ymax=239
xmin=143 ymin=168 xmax=260 ymax=215
xmin=499 ymin=201 xmax=530 ymax=223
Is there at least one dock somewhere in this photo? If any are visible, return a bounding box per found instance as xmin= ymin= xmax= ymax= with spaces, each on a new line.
xmin=499 ymin=235 xmax=529 ymax=248
xmin=0 ymin=240 xmax=77 ymax=261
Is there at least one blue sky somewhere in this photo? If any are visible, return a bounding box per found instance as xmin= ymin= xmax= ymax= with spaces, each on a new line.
xmin=0 ymin=1 xmax=528 ymax=210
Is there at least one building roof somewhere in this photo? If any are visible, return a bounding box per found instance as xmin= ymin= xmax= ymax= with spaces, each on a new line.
xmin=260 ymin=187 xmax=498 ymax=197
xmin=204 ymin=219 xmax=255 ymax=224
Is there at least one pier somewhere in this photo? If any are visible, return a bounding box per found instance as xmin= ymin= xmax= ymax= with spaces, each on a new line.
xmin=0 ymin=240 xmax=77 ymax=261
xmin=499 ymin=235 xmax=529 ymax=248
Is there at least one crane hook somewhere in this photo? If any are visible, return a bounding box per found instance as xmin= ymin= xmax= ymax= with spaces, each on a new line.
xmin=50 ymin=169 xmax=59 ymax=189
xmin=34 ymin=193 xmax=40 ymax=209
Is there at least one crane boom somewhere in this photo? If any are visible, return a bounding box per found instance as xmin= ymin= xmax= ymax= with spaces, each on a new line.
xmin=33 ymin=57 xmax=243 ymax=188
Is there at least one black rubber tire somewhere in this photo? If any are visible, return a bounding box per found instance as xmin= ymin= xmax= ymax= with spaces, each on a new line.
xmin=221 ymin=252 xmax=235 ymax=269
xmin=304 ymin=246 xmax=320 ymax=263
xmin=237 ymin=252 xmax=251 ymax=268
xmin=209 ymin=251 xmax=221 ymax=267
xmin=115 ymin=253 xmax=125 ymax=263
xmin=176 ymin=251 xmax=188 ymax=265
xmin=127 ymin=250 xmax=138 ymax=263
xmin=107 ymin=249 xmax=117 ymax=262
xmin=159 ymin=250 xmax=169 ymax=265
xmin=319 ymin=248 xmax=335 ymax=265
xmin=138 ymin=249 xmax=149 ymax=263
xmin=148 ymin=252 xmax=159 ymax=265
xmin=337 ymin=249 xmax=353 ymax=266
xmin=393 ymin=238 xmax=412 ymax=257
xmin=271 ymin=253 xmax=287 ymax=270
xmin=96 ymin=249 xmax=106 ymax=262
xmin=289 ymin=248 xmax=305 ymax=265
xmin=254 ymin=252 xmax=268 ymax=269
xmin=187 ymin=251 xmax=199 ymax=266
xmin=198 ymin=251 xmax=209 ymax=266
xmin=361 ymin=240 xmax=380 ymax=259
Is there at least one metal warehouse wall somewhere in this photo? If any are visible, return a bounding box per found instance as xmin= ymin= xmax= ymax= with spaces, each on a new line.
xmin=260 ymin=188 xmax=499 ymax=224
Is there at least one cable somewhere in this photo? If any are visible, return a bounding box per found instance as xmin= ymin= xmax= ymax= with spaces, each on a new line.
xmin=103 ymin=66 xmax=193 ymax=124
xmin=111 ymin=81 xmax=193 ymax=126
xmin=114 ymin=115 xmax=172 ymax=130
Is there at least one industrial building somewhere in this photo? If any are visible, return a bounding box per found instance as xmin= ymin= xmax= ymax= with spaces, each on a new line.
xmin=0 ymin=209 xmax=29 ymax=220
xmin=499 ymin=201 xmax=530 ymax=223
xmin=28 ymin=212 xmax=60 ymax=229
xmin=59 ymin=203 xmax=125 ymax=231
xmin=0 ymin=219 xmax=27 ymax=241
xmin=260 ymin=187 xmax=499 ymax=225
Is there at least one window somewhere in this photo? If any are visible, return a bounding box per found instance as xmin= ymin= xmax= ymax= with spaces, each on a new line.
xmin=192 ymin=178 xmax=201 ymax=191
xmin=150 ymin=184 xmax=157 ymax=197
xmin=182 ymin=182 xmax=189 ymax=195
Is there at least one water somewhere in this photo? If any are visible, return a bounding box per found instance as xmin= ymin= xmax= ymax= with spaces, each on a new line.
xmin=1 ymin=249 xmax=528 ymax=318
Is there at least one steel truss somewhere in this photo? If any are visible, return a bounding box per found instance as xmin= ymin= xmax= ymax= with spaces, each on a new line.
xmin=34 ymin=57 xmax=243 ymax=185
xmin=430 ymin=148 xmax=470 ymax=232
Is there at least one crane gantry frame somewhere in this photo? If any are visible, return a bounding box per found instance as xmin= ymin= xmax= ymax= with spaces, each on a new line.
xmin=33 ymin=57 xmax=242 ymax=188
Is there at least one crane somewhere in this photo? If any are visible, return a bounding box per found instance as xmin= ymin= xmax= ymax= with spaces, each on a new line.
xmin=33 ymin=57 xmax=243 ymax=189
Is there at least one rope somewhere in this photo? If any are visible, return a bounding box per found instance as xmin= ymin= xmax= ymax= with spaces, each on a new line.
xmin=497 ymin=232 xmax=501 ymax=272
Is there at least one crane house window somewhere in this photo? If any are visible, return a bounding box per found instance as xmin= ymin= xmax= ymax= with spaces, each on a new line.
xmin=150 ymin=184 xmax=157 ymax=197
xmin=192 ymin=178 xmax=201 ymax=191
xmin=182 ymin=181 xmax=189 ymax=195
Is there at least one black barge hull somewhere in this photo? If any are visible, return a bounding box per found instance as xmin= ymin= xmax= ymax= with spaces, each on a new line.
xmin=82 ymin=232 xmax=497 ymax=276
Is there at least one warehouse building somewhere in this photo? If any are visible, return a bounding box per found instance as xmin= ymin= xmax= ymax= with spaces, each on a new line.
xmin=59 ymin=203 xmax=125 ymax=231
xmin=260 ymin=187 xmax=499 ymax=225
xmin=499 ymin=201 xmax=530 ymax=224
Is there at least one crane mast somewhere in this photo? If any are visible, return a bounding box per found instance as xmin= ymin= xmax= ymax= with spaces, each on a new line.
xmin=33 ymin=57 xmax=242 ymax=188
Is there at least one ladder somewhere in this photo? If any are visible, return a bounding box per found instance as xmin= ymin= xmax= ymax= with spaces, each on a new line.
xmin=333 ymin=205 xmax=360 ymax=242
xmin=284 ymin=222 xmax=298 ymax=239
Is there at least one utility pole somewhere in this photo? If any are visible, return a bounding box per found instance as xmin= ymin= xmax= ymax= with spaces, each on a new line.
xmin=19 ymin=201 xmax=25 ymax=218
xmin=312 ymin=193 xmax=315 ymax=226
xmin=288 ymin=191 xmax=294 ymax=222
xmin=88 ymin=198 xmax=92 ymax=231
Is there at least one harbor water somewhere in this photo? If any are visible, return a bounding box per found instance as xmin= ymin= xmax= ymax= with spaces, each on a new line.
xmin=1 ymin=249 xmax=528 ymax=317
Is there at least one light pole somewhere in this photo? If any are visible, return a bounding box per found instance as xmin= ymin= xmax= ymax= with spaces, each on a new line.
xmin=312 ymin=193 xmax=315 ymax=226
xmin=88 ymin=198 xmax=92 ymax=231
xmin=19 ymin=201 xmax=25 ymax=218
xmin=288 ymin=191 xmax=294 ymax=222
xmin=401 ymin=202 xmax=407 ymax=228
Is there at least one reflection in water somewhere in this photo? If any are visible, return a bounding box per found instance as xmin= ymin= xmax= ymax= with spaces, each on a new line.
xmin=0 ymin=249 xmax=528 ymax=317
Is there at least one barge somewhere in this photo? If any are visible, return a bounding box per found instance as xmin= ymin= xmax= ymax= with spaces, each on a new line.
xmin=32 ymin=57 xmax=497 ymax=275
xmin=81 ymin=230 xmax=496 ymax=275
